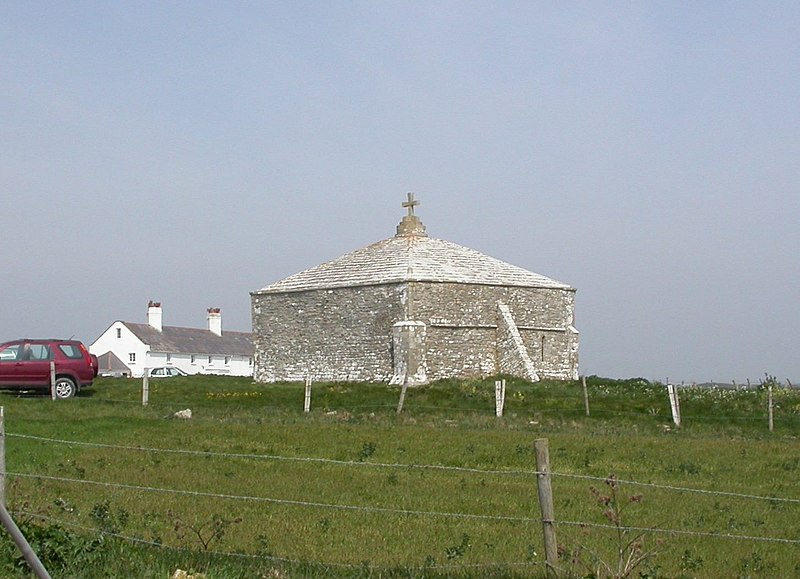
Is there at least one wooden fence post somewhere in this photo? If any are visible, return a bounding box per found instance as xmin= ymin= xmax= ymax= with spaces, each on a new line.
xmin=396 ymin=376 xmax=409 ymax=414
xmin=49 ymin=362 xmax=56 ymax=401
xmin=534 ymin=438 xmax=558 ymax=578
xmin=581 ymin=375 xmax=590 ymax=417
xmin=768 ymin=384 xmax=774 ymax=432
xmin=304 ymin=376 xmax=312 ymax=413
xmin=142 ymin=369 xmax=149 ymax=406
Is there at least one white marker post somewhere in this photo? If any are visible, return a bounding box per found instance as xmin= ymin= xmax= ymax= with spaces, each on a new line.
xmin=50 ymin=362 xmax=56 ymax=400
xmin=0 ymin=407 xmax=5 ymax=506
xmin=304 ymin=376 xmax=312 ymax=413
xmin=581 ymin=375 xmax=590 ymax=417
xmin=667 ymin=383 xmax=681 ymax=427
xmin=495 ymin=379 xmax=506 ymax=417
xmin=142 ymin=369 xmax=149 ymax=406
xmin=768 ymin=384 xmax=774 ymax=432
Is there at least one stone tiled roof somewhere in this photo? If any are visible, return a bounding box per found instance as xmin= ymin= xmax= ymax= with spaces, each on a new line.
xmin=255 ymin=229 xmax=572 ymax=294
xmin=125 ymin=323 xmax=253 ymax=356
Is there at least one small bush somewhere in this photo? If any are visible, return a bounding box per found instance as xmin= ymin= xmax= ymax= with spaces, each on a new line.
xmin=0 ymin=517 xmax=106 ymax=576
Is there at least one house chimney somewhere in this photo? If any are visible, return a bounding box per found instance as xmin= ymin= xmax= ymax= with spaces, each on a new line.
xmin=207 ymin=307 xmax=222 ymax=336
xmin=147 ymin=300 xmax=163 ymax=331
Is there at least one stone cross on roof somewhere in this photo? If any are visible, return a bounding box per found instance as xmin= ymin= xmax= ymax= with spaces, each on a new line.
xmin=396 ymin=193 xmax=427 ymax=237
xmin=402 ymin=192 xmax=420 ymax=216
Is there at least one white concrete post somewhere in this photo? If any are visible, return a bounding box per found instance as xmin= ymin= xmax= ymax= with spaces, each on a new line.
xmin=0 ymin=407 xmax=4 ymax=506
xmin=667 ymin=383 xmax=681 ymax=427
xmin=581 ymin=375 xmax=590 ymax=417
xmin=768 ymin=384 xmax=774 ymax=432
xmin=142 ymin=368 xmax=149 ymax=406
xmin=495 ymin=379 xmax=506 ymax=417
xmin=49 ymin=362 xmax=56 ymax=400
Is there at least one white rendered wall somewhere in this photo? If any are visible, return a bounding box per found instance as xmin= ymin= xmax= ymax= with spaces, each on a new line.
xmin=91 ymin=322 xmax=254 ymax=378
xmin=151 ymin=352 xmax=253 ymax=377
xmin=89 ymin=322 xmax=150 ymax=378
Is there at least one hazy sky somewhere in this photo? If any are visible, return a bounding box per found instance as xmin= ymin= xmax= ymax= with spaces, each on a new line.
xmin=2 ymin=2 xmax=798 ymax=383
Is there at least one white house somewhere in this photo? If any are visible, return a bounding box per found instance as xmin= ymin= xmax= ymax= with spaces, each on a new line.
xmin=90 ymin=301 xmax=254 ymax=378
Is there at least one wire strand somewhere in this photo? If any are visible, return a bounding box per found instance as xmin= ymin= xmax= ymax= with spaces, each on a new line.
xmin=7 ymin=471 xmax=538 ymax=523
xmin=10 ymin=509 xmax=541 ymax=571
xmin=549 ymin=471 xmax=800 ymax=504
xmin=10 ymin=433 xmax=800 ymax=505
xmin=556 ymin=519 xmax=800 ymax=545
xmin=7 ymin=432 xmax=534 ymax=476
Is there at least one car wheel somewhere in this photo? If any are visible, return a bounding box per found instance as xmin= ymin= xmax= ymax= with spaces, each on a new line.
xmin=54 ymin=377 xmax=77 ymax=399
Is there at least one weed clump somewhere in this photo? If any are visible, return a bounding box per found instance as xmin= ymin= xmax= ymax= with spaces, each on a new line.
xmin=562 ymin=475 xmax=661 ymax=579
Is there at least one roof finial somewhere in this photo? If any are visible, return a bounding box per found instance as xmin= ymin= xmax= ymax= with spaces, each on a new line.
xmin=396 ymin=193 xmax=427 ymax=237
xmin=402 ymin=192 xmax=420 ymax=216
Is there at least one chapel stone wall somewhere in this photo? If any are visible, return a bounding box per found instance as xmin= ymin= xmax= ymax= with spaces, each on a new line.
xmin=251 ymin=284 xmax=404 ymax=383
xmin=409 ymin=282 xmax=577 ymax=380
xmin=252 ymin=280 xmax=577 ymax=384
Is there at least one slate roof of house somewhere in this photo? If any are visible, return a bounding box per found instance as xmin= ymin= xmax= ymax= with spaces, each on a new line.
xmin=125 ymin=323 xmax=253 ymax=356
xmin=255 ymin=213 xmax=573 ymax=294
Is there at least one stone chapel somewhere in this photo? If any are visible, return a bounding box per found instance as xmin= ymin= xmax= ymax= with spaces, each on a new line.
xmin=251 ymin=195 xmax=579 ymax=385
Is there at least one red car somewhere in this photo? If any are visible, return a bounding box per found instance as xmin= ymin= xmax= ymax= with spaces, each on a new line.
xmin=0 ymin=339 xmax=98 ymax=399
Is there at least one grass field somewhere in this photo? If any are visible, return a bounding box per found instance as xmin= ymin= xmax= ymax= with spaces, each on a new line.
xmin=0 ymin=375 xmax=799 ymax=578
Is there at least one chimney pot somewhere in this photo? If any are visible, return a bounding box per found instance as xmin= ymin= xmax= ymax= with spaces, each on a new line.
xmin=207 ymin=307 xmax=222 ymax=336
xmin=147 ymin=301 xmax=163 ymax=331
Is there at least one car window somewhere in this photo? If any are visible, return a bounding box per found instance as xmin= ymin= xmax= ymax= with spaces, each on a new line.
xmin=151 ymin=368 xmax=163 ymax=376
xmin=58 ymin=344 xmax=82 ymax=359
xmin=28 ymin=344 xmax=53 ymax=360
xmin=0 ymin=345 xmax=20 ymax=361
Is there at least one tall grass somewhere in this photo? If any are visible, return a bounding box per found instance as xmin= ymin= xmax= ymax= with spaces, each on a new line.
xmin=0 ymin=375 xmax=799 ymax=577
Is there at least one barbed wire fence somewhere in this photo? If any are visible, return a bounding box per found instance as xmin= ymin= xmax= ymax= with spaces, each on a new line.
xmin=3 ymin=373 xmax=800 ymax=577
xmin=2 ymin=429 xmax=800 ymax=576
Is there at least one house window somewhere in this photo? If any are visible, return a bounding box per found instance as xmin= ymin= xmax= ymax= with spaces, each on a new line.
xmin=116 ymin=328 xmax=122 ymax=339
xmin=224 ymin=356 xmax=230 ymax=365
xmin=208 ymin=356 xmax=213 ymax=364
xmin=249 ymin=357 xmax=253 ymax=366
xmin=166 ymin=353 xmax=171 ymax=363
xmin=190 ymin=355 xmax=196 ymax=364
xmin=129 ymin=353 xmax=136 ymax=363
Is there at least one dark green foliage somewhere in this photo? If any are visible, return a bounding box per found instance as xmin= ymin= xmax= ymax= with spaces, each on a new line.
xmin=357 ymin=441 xmax=377 ymax=462
xmin=444 ymin=533 xmax=472 ymax=560
xmin=0 ymin=518 xmax=105 ymax=576
xmin=90 ymin=499 xmax=129 ymax=534
xmin=680 ymin=549 xmax=704 ymax=572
